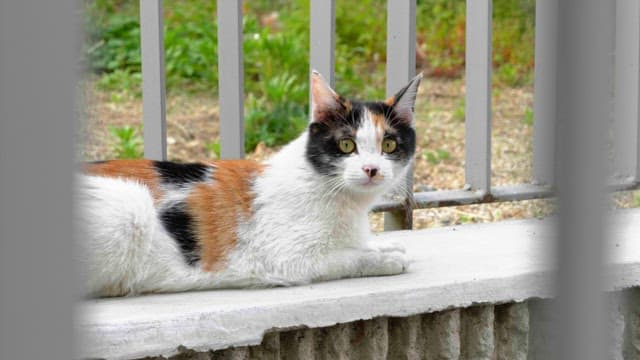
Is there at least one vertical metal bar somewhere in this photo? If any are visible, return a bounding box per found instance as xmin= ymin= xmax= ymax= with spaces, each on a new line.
xmin=217 ymin=0 xmax=244 ymax=159
xmin=553 ymin=0 xmax=614 ymax=359
xmin=0 ymin=0 xmax=78 ymax=358
xmin=613 ymin=0 xmax=640 ymax=183
xmin=384 ymin=0 xmax=416 ymax=230
xmin=465 ymin=0 xmax=492 ymax=192
xmin=140 ymin=0 xmax=167 ymax=161
xmin=532 ymin=0 xmax=558 ymax=186
xmin=310 ymin=0 xmax=335 ymax=87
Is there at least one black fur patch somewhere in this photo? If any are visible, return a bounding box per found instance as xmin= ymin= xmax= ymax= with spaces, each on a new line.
xmin=306 ymin=101 xmax=365 ymax=176
xmin=153 ymin=161 xmax=211 ymax=185
xmin=385 ymin=125 xmax=416 ymax=164
xmin=306 ymin=100 xmax=416 ymax=176
xmin=159 ymin=204 xmax=200 ymax=265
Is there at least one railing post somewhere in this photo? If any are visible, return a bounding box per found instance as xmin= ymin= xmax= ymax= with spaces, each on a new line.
xmin=140 ymin=0 xmax=167 ymax=161
xmin=553 ymin=0 xmax=614 ymax=358
xmin=310 ymin=0 xmax=335 ymax=87
xmin=0 ymin=0 xmax=79 ymax=358
xmin=217 ymin=0 xmax=245 ymax=159
xmin=532 ymin=0 xmax=557 ymax=186
xmin=464 ymin=0 xmax=492 ymax=193
xmin=613 ymin=0 xmax=640 ymax=184
xmin=384 ymin=0 xmax=416 ymax=230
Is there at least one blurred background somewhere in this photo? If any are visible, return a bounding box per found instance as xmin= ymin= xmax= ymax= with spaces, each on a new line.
xmin=78 ymin=0 xmax=639 ymax=230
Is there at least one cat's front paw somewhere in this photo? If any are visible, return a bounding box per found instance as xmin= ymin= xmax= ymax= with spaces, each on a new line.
xmin=362 ymin=250 xmax=409 ymax=276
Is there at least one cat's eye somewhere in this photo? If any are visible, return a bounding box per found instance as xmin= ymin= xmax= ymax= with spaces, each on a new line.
xmin=338 ymin=138 xmax=356 ymax=154
xmin=382 ymin=138 xmax=397 ymax=153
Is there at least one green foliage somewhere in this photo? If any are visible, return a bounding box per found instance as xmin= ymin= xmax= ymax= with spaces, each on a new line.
xmin=458 ymin=214 xmax=476 ymax=224
xmin=491 ymin=0 xmax=535 ymax=85
xmin=417 ymin=0 xmax=467 ymax=78
xmin=244 ymin=87 xmax=307 ymax=152
xmin=634 ymin=192 xmax=640 ymax=207
xmin=523 ymin=107 xmax=534 ymax=126
xmin=205 ymin=141 xmax=221 ymax=159
xmin=109 ymin=125 xmax=143 ymax=159
xmin=163 ymin=1 xmax=218 ymax=91
xmin=85 ymin=13 xmax=141 ymax=74
xmin=422 ymin=149 xmax=451 ymax=164
xmin=453 ymin=98 xmax=465 ymax=122
xmin=96 ymin=69 xmax=142 ymax=97
xmin=84 ymin=0 xmax=536 ymax=152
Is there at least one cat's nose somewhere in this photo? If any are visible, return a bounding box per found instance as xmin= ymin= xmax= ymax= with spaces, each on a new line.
xmin=362 ymin=165 xmax=379 ymax=178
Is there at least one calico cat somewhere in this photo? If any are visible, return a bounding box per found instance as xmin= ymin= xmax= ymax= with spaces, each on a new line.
xmin=78 ymin=71 xmax=422 ymax=297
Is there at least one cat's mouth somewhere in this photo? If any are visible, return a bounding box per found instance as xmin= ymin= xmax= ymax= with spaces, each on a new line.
xmin=360 ymin=177 xmax=385 ymax=187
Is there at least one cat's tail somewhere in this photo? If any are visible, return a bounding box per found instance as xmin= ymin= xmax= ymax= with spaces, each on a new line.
xmin=75 ymin=175 xmax=158 ymax=297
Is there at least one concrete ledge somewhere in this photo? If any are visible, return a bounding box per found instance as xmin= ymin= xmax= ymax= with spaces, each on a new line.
xmin=78 ymin=209 xmax=640 ymax=360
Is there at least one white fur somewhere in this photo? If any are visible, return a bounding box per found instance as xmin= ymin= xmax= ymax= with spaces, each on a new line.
xmin=77 ymin=176 xmax=226 ymax=296
xmin=79 ymin=73 xmax=420 ymax=296
xmin=78 ymin=133 xmax=410 ymax=297
xmin=214 ymin=134 xmax=410 ymax=288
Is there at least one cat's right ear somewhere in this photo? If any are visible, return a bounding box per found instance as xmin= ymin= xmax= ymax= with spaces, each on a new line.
xmin=310 ymin=70 xmax=349 ymax=123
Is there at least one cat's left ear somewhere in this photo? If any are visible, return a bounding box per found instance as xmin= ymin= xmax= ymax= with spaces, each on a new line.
xmin=310 ymin=70 xmax=350 ymax=124
xmin=385 ymin=72 xmax=423 ymax=127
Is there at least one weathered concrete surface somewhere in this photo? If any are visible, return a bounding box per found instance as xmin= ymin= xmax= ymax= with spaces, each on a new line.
xmin=460 ymin=305 xmax=494 ymax=359
xmin=135 ymin=293 xmax=640 ymax=359
xmin=495 ymin=302 xmax=529 ymax=360
xmin=80 ymin=209 xmax=640 ymax=360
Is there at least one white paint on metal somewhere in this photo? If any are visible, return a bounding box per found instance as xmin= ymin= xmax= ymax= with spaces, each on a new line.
xmin=464 ymin=0 xmax=492 ymax=192
xmin=532 ymin=0 xmax=558 ymax=186
xmin=217 ymin=0 xmax=245 ymax=159
xmin=613 ymin=0 xmax=640 ymax=182
xmin=384 ymin=0 xmax=416 ymax=230
xmin=140 ymin=0 xmax=167 ymax=160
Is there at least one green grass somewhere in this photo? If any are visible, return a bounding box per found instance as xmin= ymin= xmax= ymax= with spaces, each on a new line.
xmin=205 ymin=141 xmax=221 ymax=159
xmin=453 ymin=98 xmax=465 ymax=122
xmin=84 ymin=0 xmax=535 ymax=152
xmin=523 ymin=107 xmax=534 ymax=126
xmin=110 ymin=125 xmax=143 ymax=159
xmin=422 ymin=149 xmax=451 ymax=165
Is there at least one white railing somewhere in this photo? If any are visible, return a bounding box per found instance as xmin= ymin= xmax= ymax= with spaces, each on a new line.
xmin=137 ymin=0 xmax=640 ymax=231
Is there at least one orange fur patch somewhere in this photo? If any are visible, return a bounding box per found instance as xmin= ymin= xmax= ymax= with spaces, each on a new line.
xmin=384 ymin=94 xmax=396 ymax=106
xmin=83 ymin=160 xmax=162 ymax=200
xmin=370 ymin=112 xmax=387 ymax=145
xmin=186 ymin=160 xmax=265 ymax=272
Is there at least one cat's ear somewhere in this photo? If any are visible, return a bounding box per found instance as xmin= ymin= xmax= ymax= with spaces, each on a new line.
xmin=385 ymin=72 xmax=423 ymax=126
xmin=310 ymin=70 xmax=349 ymax=123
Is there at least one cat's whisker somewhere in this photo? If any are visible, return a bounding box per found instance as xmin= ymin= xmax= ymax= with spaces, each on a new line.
xmin=320 ymin=176 xmax=346 ymax=206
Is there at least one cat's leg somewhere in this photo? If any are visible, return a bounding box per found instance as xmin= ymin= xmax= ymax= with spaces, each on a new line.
xmin=218 ymin=246 xmax=408 ymax=287
xmin=312 ymin=247 xmax=409 ymax=282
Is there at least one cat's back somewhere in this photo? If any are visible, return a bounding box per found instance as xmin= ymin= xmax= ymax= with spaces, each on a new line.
xmin=83 ymin=159 xmax=264 ymax=199
xmin=80 ymin=159 xmax=266 ymax=295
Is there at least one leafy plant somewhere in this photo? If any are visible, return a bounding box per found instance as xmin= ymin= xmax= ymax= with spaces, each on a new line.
xmin=458 ymin=214 xmax=476 ymax=224
xmin=453 ymin=98 xmax=465 ymax=122
xmin=85 ymin=14 xmax=141 ymax=74
xmin=523 ymin=107 xmax=534 ymax=126
xmin=422 ymin=149 xmax=451 ymax=164
xmin=205 ymin=141 xmax=221 ymax=159
xmin=85 ymin=0 xmax=537 ymax=152
xmin=109 ymin=125 xmax=143 ymax=159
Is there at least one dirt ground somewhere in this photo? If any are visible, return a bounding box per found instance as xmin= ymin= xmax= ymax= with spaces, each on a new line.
xmin=78 ymin=77 xmax=638 ymax=232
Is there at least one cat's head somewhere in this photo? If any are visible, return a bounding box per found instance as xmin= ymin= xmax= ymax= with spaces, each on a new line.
xmin=306 ymin=71 xmax=422 ymax=196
